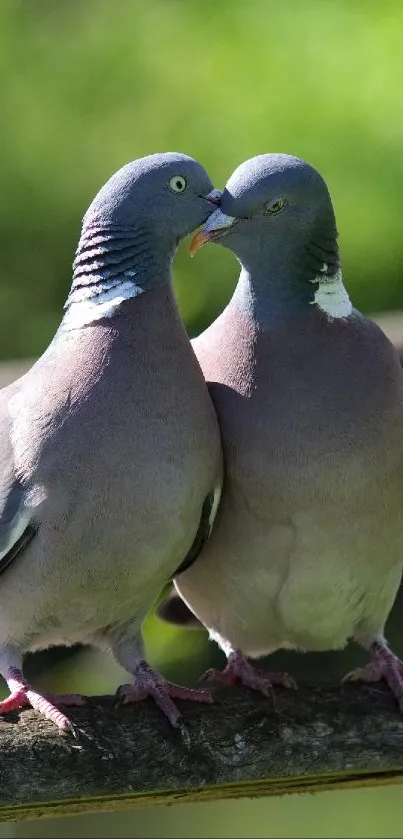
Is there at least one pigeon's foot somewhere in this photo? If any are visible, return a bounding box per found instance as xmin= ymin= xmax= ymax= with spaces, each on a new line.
xmin=200 ymin=649 xmax=297 ymax=696
xmin=343 ymin=641 xmax=403 ymax=712
xmin=115 ymin=660 xmax=213 ymax=728
xmin=0 ymin=667 xmax=85 ymax=733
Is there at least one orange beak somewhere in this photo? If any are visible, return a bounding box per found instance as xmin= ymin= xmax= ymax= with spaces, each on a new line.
xmin=189 ymin=209 xmax=237 ymax=257
xmin=189 ymin=229 xmax=212 ymax=257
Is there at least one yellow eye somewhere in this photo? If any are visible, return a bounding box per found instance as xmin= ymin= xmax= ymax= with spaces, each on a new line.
xmin=265 ymin=197 xmax=287 ymax=214
xmin=169 ymin=175 xmax=188 ymax=193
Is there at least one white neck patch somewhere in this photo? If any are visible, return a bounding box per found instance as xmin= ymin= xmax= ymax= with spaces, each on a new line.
xmin=311 ymin=267 xmax=353 ymax=320
xmin=62 ymin=278 xmax=145 ymax=331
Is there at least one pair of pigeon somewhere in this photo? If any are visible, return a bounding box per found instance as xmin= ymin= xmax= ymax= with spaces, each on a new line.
xmin=1 ymin=152 xmax=403 ymax=735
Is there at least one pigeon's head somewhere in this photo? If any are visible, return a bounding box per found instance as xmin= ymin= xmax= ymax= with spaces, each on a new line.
xmin=84 ymin=153 xmax=220 ymax=243
xmin=190 ymin=154 xmax=339 ymax=277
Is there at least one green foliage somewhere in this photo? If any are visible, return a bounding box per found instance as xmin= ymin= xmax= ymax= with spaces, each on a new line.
xmin=1 ymin=0 xmax=403 ymax=360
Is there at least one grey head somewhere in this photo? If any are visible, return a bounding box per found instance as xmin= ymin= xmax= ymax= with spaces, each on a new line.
xmin=190 ymin=154 xmax=345 ymax=320
xmin=84 ymin=152 xmax=217 ymax=239
xmin=64 ymin=153 xmax=219 ymax=327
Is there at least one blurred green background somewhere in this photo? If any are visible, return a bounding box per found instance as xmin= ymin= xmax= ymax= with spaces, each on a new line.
xmin=2 ymin=0 xmax=403 ymax=836
xmin=2 ymin=0 xmax=403 ymax=362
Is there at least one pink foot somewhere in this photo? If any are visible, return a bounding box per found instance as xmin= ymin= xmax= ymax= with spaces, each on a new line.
xmin=200 ymin=649 xmax=297 ymax=696
xmin=0 ymin=667 xmax=86 ymax=733
xmin=115 ymin=660 xmax=213 ymax=728
xmin=343 ymin=641 xmax=403 ymax=712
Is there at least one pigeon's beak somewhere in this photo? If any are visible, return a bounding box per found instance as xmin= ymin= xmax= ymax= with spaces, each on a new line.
xmin=204 ymin=188 xmax=222 ymax=206
xmin=189 ymin=209 xmax=238 ymax=257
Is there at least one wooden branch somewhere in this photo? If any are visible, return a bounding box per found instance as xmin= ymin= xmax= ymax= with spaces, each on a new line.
xmin=2 ymin=684 xmax=403 ymax=822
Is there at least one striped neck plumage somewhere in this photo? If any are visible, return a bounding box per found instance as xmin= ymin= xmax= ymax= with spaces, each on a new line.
xmin=62 ymin=219 xmax=172 ymax=330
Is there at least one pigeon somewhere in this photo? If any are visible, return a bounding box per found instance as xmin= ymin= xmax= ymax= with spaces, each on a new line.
xmin=0 ymin=152 xmax=223 ymax=731
xmin=158 ymin=153 xmax=403 ymax=708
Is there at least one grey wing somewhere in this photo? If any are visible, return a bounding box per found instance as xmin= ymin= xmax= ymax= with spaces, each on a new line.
xmin=0 ymin=389 xmax=37 ymax=576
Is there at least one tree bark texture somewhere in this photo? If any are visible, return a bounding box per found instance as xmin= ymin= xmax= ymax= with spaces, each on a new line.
xmin=1 ymin=684 xmax=403 ymax=822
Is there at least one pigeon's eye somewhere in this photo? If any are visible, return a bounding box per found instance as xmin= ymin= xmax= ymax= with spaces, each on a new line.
xmin=169 ymin=175 xmax=188 ymax=193
xmin=265 ymin=198 xmax=287 ymax=214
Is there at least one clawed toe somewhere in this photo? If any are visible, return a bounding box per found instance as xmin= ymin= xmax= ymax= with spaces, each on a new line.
xmin=0 ymin=687 xmax=29 ymax=713
xmin=200 ymin=651 xmax=296 ymax=697
xmin=253 ymin=668 xmax=298 ymax=690
xmin=115 ymin=661 xmax=213 ymax=728
xmin=344 ymin=641 xmax=403 ymax=712
xmin=115 ymin=684 xmax=148 ymax=706
xmin=342 ymin=665 xmax=381 ymax=684
xmin=0 ymin=687 xmax=78 ymax=731
xmin=0 ymin=667 xmax=86 ymax=732
xmin=115 ymin=682 xmax=184 ymax=727
xmin=44 ymin=693 xmax=87 ymax=707
xmin=199 ymin=667 xmax=236 ymax=686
